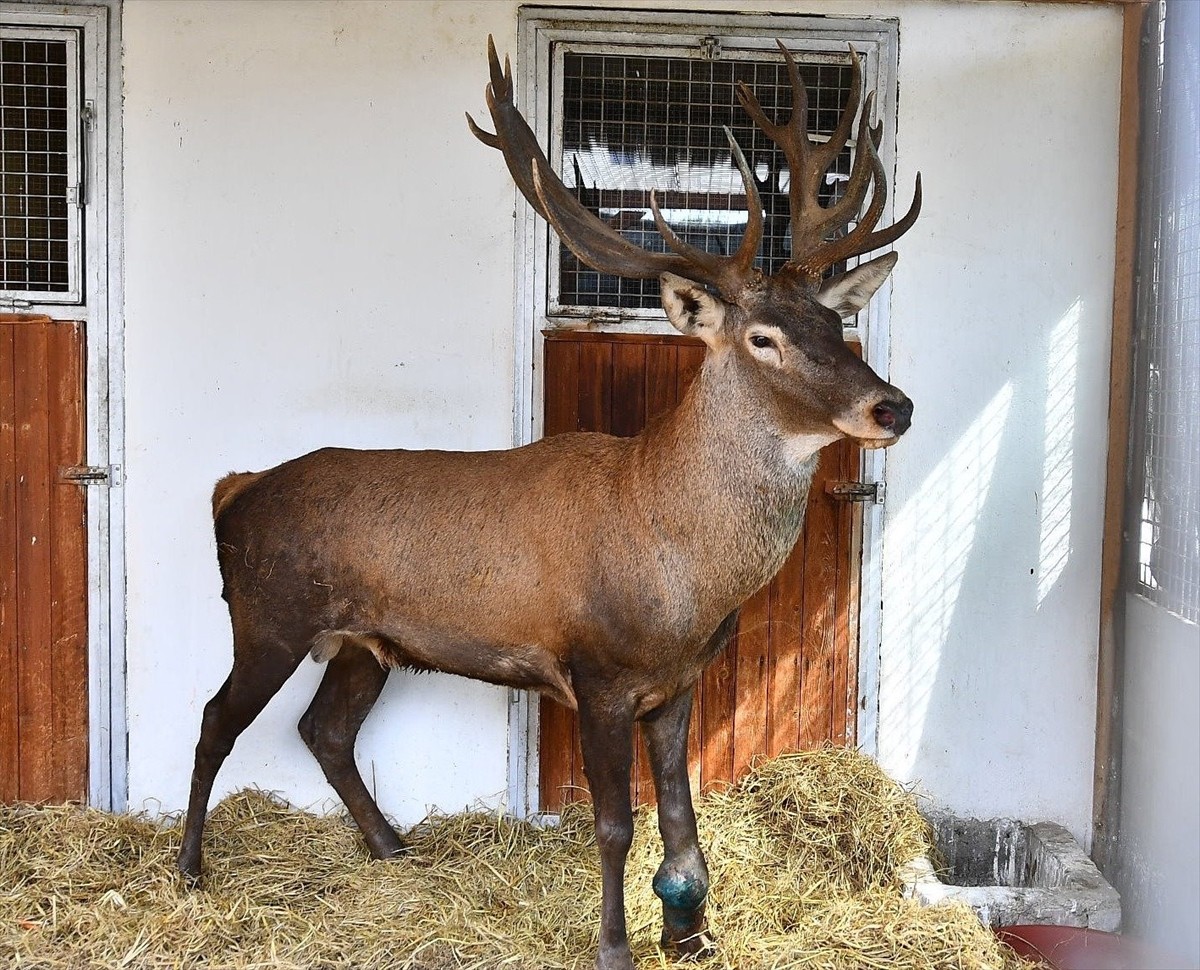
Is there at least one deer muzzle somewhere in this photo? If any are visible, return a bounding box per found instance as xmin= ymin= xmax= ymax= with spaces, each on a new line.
xmin=872 ymin=397 xmax=913 ymax=436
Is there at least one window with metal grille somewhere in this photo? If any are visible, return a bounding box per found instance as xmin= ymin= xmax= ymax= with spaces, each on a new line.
xmin=0 ymin=27 xmax=82 ymax=304
xmin=1129 ymin=0 xmax=1199 ymax=624
xmin=550 ymin=44 xmax=859 ymax=318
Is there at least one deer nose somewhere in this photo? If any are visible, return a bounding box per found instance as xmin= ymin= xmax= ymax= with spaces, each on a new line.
xmin=873 ymin=398 xmax=913 ymax=436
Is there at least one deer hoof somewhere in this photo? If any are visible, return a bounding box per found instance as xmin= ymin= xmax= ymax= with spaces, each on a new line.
xmin=661 ymin=926 xmax=716 ymax=959
xmin=177 ymin=861 xmax=203 ymax=889
xmin=364 ymin=828 xmax=406 ymax=860
xmin=594 ymin=944 xmax=635 ymax=970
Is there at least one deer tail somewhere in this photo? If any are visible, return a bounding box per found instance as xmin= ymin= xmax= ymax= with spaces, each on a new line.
xmin=212 ymin=470 xmax=266 ymax=521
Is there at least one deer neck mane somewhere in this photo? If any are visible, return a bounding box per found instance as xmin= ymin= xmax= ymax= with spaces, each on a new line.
xmin=631 ymin=351 xmax=823 ymax=605
xmin=641 ymin=349 xmax=823 ymax=490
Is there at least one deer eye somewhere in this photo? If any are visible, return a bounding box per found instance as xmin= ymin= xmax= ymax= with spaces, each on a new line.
xmin=749 ymin=334 xmax=775 ymax=350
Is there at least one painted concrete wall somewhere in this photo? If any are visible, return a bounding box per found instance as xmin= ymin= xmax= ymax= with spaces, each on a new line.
xmin=869 ymin=1 xmax=1121 ymax=843
xmin=121 ymin=0 xmax=1122 ymax=838
xmin=1115 ymin=596 xmax=1199 ymax=963
xmin=121 ymin=0 xmax=522 ymax=824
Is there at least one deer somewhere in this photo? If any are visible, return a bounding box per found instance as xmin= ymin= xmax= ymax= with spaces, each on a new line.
xmin=177 ymin=37 xmax=920 ymax=970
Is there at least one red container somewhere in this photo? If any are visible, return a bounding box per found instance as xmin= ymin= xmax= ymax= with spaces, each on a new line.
xmin=996 ymin=925 xmax=1192 ymax=970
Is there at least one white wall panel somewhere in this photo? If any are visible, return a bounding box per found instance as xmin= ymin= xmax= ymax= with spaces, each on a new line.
xmin=121 ymin=1 xmax=1122 ymax=838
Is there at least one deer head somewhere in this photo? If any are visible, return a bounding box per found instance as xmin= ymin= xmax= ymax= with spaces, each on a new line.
xmin=468 ymin=37 xmax=920 ymax=452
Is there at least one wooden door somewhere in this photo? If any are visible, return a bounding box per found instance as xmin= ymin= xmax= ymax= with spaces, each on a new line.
xmin=539 ymin=330 xmax=860 ymax=811
xmin=0 ymin=313 xmax=88 ymax=802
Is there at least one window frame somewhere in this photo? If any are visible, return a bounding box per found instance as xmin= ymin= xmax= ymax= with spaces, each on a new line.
xmin=545 ymin=39 xmax=864 ymax=324
xmin=0 ymin=23 xmax=84 ymax=305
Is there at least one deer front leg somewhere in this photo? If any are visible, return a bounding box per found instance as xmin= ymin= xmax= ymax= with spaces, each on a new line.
xmin=578 ymin=693 xmax=636 ymax=970
xmin=642 ymin=688 xmax=713 ymax=957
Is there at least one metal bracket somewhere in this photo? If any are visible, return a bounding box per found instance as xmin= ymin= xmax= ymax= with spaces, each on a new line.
xmin=826 ymin=480 xmax=885 ymax=504
xmin=588 ymin=308 xmax=624 ymax=327
xmin=59 ymin=464 xmax=121 ymax=486
xmin=699 ymin=36 xmax=721 ymax=61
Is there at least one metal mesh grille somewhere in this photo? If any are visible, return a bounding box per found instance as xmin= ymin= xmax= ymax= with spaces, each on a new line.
xmin=556 ymin=51 xmax=854 ymax=311
xmin=1 ymin=37 xmax=72 ymax=294
xmin=1130 ymin=0 xmax=1200 ymax=623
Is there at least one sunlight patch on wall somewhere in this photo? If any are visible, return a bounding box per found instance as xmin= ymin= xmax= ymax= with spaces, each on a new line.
xmin=1037 ymin=299 xmax=1082 ymax=605
xmin=879 ymin=381 xmax=1014 ymax=775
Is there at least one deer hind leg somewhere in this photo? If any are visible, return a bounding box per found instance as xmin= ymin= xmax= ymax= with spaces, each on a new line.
xmin=298 ymin=645 xmax=403 ymax=860
xmin=578 ymin=691 xmax=637 ymax=970
xmin=643 ymin=687 xmax=713 ymax=957
xmin=177 ymin=633 xmax=307 ymax=881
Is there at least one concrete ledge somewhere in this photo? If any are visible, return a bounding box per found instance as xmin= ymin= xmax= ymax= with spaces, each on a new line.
xmin=900 ymin=813 xmax=1121 ymax=931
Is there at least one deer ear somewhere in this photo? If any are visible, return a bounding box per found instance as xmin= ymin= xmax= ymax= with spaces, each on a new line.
xmin=660 ymin=273 xmax=726 ymax=347
xmin=815 ymin=252 xmax=898 ymax=318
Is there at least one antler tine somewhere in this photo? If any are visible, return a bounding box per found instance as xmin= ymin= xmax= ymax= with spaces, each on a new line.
xmin=725 ymin=130 xmax=765 ymax=276
xmin=647 ymin=128 xmax=764 ymax=294
xmin=470 ymin=36 xmax=761 ymax=299
xmin=812 ymin=46 xmax=863 ymax=168
xmin=797 ymin=90 xmax=923 ymax=279
xmin=790 ymin=91 xmax=878 ymax=259
xmin=739 ymin=41 xmax=921 ymax=284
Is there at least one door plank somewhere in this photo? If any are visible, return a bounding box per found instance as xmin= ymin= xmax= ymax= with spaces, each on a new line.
xmin=47 ymin=322 xmax=88 ymax=798
xmin=610 ymin=343 xmax=645 ymax=439
xmin=732 ymin=584 xmax=771 ymax=776
xmin=543 ymin=340 xmax=580 ymax=436
xmin=799 ymin=447 xmax=840 ymax=748
xmin=577 ymin=341 xmax=612 ymax=438
xmin=0 ymin=324 xmax=19 ymax=801
xmin=13 ymin=324 xmax=54 ymax=802
xmin=831 ymin=440 xmax=858 ymax=745
xmin=768 ymin=530 xmax=807 ymax=757
xmin=644 ymin=343 xmax=678 ymax=422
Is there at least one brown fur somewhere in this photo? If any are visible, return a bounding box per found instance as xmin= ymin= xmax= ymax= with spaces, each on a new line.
xmin=211 ymin=470 xmax=266 ymax=519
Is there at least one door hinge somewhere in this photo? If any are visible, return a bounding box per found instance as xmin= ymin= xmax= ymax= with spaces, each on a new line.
xmin=699 ymin=36 xmax=722 ymax=61
xmin=1 ymin=297 xmax=34 ymax=310
xmin=59 ymin=464 xmax=122 ymax=486
xmin=825 ymin=480 xmax=885 ymax=504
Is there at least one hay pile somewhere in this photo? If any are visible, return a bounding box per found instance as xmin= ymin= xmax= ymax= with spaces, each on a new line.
xmin=1 ymin=748 xmax=1031 ymax=969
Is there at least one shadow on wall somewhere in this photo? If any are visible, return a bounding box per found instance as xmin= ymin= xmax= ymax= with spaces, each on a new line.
xmin=879 ymin=295 xmax=1089 ymax=823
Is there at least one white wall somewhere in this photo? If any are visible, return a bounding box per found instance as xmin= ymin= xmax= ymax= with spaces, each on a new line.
xmin=121 ymin=0 xmax=1122 ymax=838
xmin=871 ymin=1 xmax=1121 ymax=843
xmin=122 ymin=0 xmax=523 ymax=822
xmin=1116 ymin=596 xmax=1200 ymax=963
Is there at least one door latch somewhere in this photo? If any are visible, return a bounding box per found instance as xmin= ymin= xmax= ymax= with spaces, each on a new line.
xmin=59 ymin=465 xmax=121 ymax=486
xmin=825 ymin=480 xmax=885 ymax=504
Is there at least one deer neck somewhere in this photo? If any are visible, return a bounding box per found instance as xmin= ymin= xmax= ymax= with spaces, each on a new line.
xmin=633 ymin=351 xmax=826 ymax=606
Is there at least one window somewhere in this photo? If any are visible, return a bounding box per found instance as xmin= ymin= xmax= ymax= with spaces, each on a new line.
xmin=518 ymin=10 xmax=900 ymax=333
xmin=0 ymin=26 xmax=83 ymax=304
xmin=1129 ymin=0 xmax=1200 ymax=624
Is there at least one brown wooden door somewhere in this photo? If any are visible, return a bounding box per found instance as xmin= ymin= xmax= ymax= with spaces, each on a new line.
xmin=0 ymin=313 xmax=88 ymax=803
xmin=539 ymin=330 xmax=860 ymax=811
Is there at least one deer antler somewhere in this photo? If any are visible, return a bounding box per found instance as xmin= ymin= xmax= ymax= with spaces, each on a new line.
xmin=736 ymin=42 xmax=921 ymax=284
xmin=467 ymin=36 xmax=763 ymax=302
xmin=468 ymin=37 xmax=920 ymax=298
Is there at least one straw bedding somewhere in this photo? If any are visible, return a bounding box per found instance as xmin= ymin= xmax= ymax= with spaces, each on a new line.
xmin=1 ymin=747 xmax=1032 ymax=969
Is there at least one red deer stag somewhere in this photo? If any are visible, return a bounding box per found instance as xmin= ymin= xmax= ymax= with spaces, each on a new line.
xmin=178 ymin=37 xmax=920 ymax=970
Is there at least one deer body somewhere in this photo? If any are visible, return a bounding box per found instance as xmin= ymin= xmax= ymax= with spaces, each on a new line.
xmin=179 ymin=38 xmax=921 ymax=970
xmin=212 ymin=359 xmax=820 ymax=716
